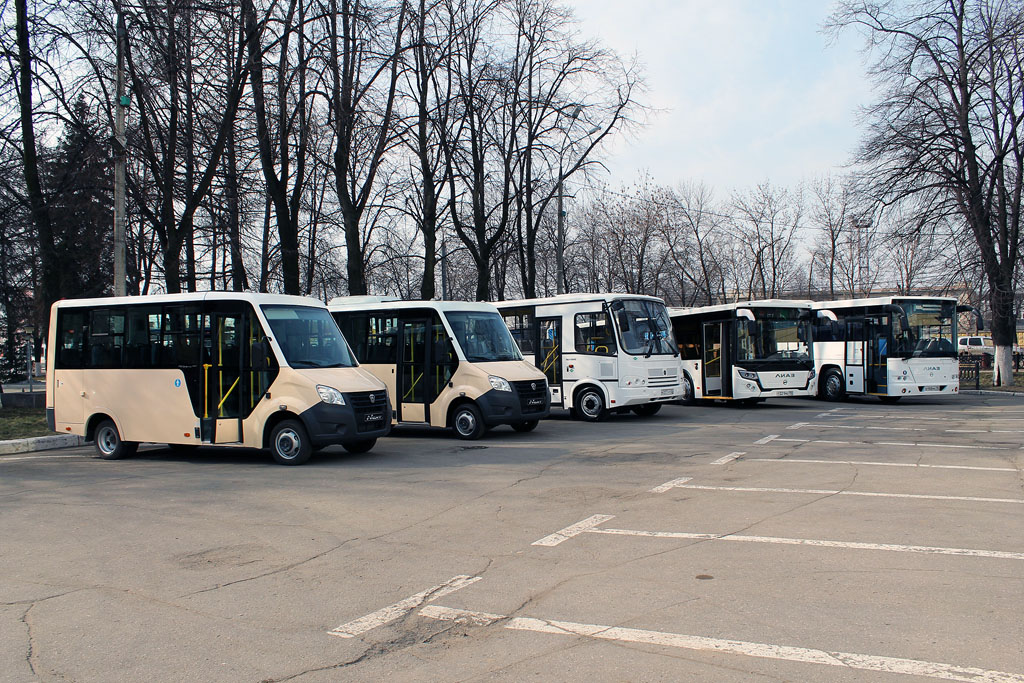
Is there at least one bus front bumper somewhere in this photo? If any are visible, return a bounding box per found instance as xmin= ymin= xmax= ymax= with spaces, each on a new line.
xmin=476 ymin=389 xmax=551 ymax=426
xmin=614 ymin=385 xmax=683 ymax=407
xmin=299 ymin=402 xmax=392 ymax=446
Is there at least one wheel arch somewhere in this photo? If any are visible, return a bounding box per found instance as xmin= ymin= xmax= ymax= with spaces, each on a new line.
xmin=262 ymin=410 xmax=305 ymax=448
xmin=817 ymin=364 xmax=844 ymax=398
xmin=85 ymin=412 xmax=118 ymax=442
xmin=446 ymin=396 xmax=479 ymax=428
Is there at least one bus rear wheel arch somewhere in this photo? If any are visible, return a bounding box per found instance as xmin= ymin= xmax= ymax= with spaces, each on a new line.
xmin=573 ymin=385 xmax=607 ymax=422
xmin=819 ymin=367 xmax=845 ymax=402
xmin=92 ymin=418 xmax=138 ymax=460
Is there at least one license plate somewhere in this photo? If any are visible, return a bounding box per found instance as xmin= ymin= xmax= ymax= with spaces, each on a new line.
xmin=661 ymin=388 xmax=675 ymax=395
xmin=775 ymin=390 xmax=794 ymax=397
xmin=920 ymin=386 xmax=941 ymax=392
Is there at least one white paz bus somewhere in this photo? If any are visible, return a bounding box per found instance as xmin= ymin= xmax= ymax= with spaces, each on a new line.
xmin=811 ymin=296 xmax=962 ymax=402
xmin=494 ymin=294 xmax=683 ymax=421
xmin=46 ymin=293 xmax=391 ymax=465
xmin=669 ymin=300 xmax=816 ymax=403
xmin=329 ymin=298 xmax=550 ymax=439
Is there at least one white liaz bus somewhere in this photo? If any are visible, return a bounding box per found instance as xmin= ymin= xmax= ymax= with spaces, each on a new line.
xmin=329 ymin=298 xmax=550 ymax=439
xmin=811 ymin=296 xmax=962 ymax=402
xmin=46 ymin=293 xmax=391 ymax=465
xmin=669 ymin=300 xmax=816 ymax=404
xmin=494 ymin=294 xmax=683 ymax=421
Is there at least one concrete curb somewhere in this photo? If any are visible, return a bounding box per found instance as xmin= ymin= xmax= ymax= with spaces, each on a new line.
xmin=959 ymin=389 xmax=1024 ymax=398
xmin=0 ymin=434 xmax=85 ymax=455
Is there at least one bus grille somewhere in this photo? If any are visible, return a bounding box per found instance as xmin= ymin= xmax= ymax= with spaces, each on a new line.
xmin=347 ymin=391 xmax=388 ymax=433
xmin=512 ymin=380 xmax=548 ymax=414
xmin=647 ymin=371 xmax=679 ymax=388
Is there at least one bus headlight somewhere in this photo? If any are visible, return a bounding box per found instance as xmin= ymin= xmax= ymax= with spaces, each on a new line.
xmin=488 ymin=375 xmax=512 ymax=392
xmin=737 ymin=369 xmax=758 ymax=380
xmin=316 ymin=385 xmax=346 ymax=405
xmin=808 ymin=368 xmax=816 ymax=380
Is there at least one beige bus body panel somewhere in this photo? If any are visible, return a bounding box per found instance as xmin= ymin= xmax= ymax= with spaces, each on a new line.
xmin=430 ymin=360 xmax=545 ymax=426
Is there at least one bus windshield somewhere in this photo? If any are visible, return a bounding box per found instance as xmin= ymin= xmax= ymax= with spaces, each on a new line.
xmin=892 ymin=300 xmax=956 ymax=358
xmin=445 ymin=310 xmax=523 ymax=362
xmin=736 ymin=310 xmax=811 ymax=362
xmin=611 ymin=299 xmax=677 ymax=356
xmin=262 ymin=305 xmax=357 ymax=368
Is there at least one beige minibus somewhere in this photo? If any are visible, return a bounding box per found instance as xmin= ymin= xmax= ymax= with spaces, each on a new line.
xmin=329 ymin=298 xmax=550 ymax=439
xmin=46 ymin=292 xmax=391 ymax=465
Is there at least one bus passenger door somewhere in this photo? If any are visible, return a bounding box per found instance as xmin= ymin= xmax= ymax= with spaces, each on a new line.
xmin=866 ymin=317 xmax=889 ymax=394
xmin=203 ymin=311 xmax=245 ymax=443
xmin=703 ymin=323 xmax=723 ymax=396
xmin=398 ymin=319 xmax=430 ymax=423
xmin=537 ymin=317 xmax=562 ymax=405
xmin=845 ymin=318 xmax=865 ymax=394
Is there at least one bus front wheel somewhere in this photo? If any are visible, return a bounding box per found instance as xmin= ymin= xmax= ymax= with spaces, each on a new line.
xmin=680 ymin=374 xmax=696 ymax=405
xmin=452 ymin=403 xmax=486 ymax=440
xmin=343 ymin=439 xmax=377 ymax=454
xmin=270 ymin=420 xmax=313 ymax=465
xmin=574 ymin=387 xmax=607 ymax=422
xmin=94 ymin=419 xmax=138 ymax=460
xmin=820 ymin=369 xmax=845 ymax=402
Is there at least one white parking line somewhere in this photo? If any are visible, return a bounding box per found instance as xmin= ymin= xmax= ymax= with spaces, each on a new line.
xmin=790 ymin=423 xmax=926 ymax=432
xmin=532 ymin=515 xmax=616 ymax=546
xmin=675 ymin=483 xmax=1024 ymax=504
xmin=762 ymin=437 xmax=1010 ymax=451
xmin=0 ymin=454 xmax=86 ymax=463
xmin=328 ymin=575 xmax=481 ymax=638
xmin=754 ymin=435 xmax=780 ymax=445
xmin=947 ymin=429 xmax=1024 ymax=434
xmin=649 ymin=477 xmax=693 ymax=493
xmin=746 ymin=458 xmax=1017 ymax=473
xmin=419 ymin=605 xmax=1024 ymax=682
xmin=710 ymin=452 xmax=745 ymax=465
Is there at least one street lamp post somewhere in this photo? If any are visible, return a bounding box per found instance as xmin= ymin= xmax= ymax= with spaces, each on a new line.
xmin=24 ymin=326 xmax=34 ymax=393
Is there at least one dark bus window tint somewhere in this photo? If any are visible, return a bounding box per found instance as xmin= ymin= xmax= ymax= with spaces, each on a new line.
xmin=366 ymin=314 xmax=399 ymax=364
xmin=125 ymin=306 xmax=162 ymax=368
xmin=430 ymin=313 xmax=458 ymax=400
xmin=88 ymin=309 xmax=126 ymax=368
xmin=334 ymin=313 xmax=369 ymax=362
xmin=56 ymin=310 xmax=88 ymax=368
xmin=674 ymin=323 xmax=701 ymax=360
xmin=574 ymin=312 xmax=617 ymax=356
xmin=502 ymin=308 xmax=536 ymax=354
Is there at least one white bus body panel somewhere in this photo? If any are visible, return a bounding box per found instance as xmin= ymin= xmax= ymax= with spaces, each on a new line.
xmin=888 ymin=357 xmax=959 ymax=396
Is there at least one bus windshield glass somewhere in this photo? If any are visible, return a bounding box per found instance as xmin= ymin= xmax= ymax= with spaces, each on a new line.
xmin=262 ymin=305 xmax=357 ymax=368
xmin=892 ymin=300 xmax=956 ymax=357
xmin=445 ymin=310 xmax=523 ymax=362
xmin=736 ymin=309 xmax=810 ymax=362
xmin=611 ymin=299 xmax=677 ymax=356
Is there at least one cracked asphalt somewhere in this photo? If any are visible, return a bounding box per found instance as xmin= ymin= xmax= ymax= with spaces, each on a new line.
xmin=1 ymin=395 xmax=1022 ymax=682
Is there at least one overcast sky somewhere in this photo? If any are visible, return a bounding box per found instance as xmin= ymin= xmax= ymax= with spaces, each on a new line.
xmin=564 ymin=0 xmax=874 ymax=194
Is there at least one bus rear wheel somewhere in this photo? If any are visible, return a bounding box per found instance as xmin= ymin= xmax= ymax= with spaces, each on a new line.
xmin=270 ymin=420 xmax=312 ymax=465
xmin=94 ymin=419 xmax=138 ymax=460
xmin=342 ymin=439 xmax=376 ymax=454
xmin=511 ymin=420 xmax=539 ymax=432
xmin=632 ymin=404 xmax=662 ymax=417
xmin=820 ymin=369 xmax=845 ymax=402
xmin=574 ymin=387 xmax=607 ymax=422
xmin=452 ymin=403 xmax=486 ymax=440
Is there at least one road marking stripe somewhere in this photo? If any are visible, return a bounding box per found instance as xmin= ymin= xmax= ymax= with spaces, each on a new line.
xmin=586 ymin=528 xmax=1024 ymax=560
xmin=420 ymin=606 xmax=1024 ymax=682
xmin=328 ymin=575 xmax=481 ymax=638
xmin=947 ymin=429 xmax=1024 ymax=434
xmin=677 ymin=484 xmax=1024 ymax=504
xmin=0 ymin=454 xmax=86 ymax=463
xmin=877 ymin=441 xmax=1009 ymax=450
xmin=754 ymin=435 xmax=780 ymax=445
xmin=649 ymin=476 xmax=693 ymax=493
xmin=793 ymin=423 xmax=926 ymax=431
xmin=531 ymin=514 xmax=616 ymax=546
xmin=710 ymin=452 xmax=745 ymax=465
xmin=762 ymin=437 xmax=1010 ymax=451
xmin=746 ymin=458 xmax=1017 ymax=472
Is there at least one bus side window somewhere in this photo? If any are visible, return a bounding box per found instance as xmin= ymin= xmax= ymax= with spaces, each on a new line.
xmin=89 ymin=309 xmax=126 ymax=368
xmin=366 ymin=313 xmax=399 ymax=364
xmin=56 ymin=310 xmax=87 ymax=369
xmin=574 ymin=312 xmax=616 ymax=356
xmin=502 ymin=308 xmax=535 ymax=354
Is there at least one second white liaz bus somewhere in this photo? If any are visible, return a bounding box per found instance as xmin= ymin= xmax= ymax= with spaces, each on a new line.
xmin=495 ymin=294 xmax=683 ymax=421
xmin=811 ymin=296 xmax=962 ymax=402
xmin=669 ymin=300 xmax=816 ymax=404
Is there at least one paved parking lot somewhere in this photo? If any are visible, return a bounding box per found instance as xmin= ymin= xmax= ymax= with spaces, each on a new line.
xmin=2 ymin=395 xmax=1022 ymax=682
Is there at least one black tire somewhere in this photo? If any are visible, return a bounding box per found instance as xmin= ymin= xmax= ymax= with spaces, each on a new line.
xmin=511 ymin=420 xmax=539 ymax=432
xmin=452 ymin=403 xmax=486 ymax=440
xmin=679 ymin=373 xmax=696 ymax=405
xmin=342 ymin=439 xmax=377 ymax=454
xmin=575 ymin=386 xmax=607 ymax=422
xmin=632 ymin=404 xmax=662 ymax=417
xmin=879 ymin=396 xmax=902 ymax=404
xmin=269 ymin=419 xmax=313 ymax=465
xmin=819 ymin=368 xmax=845 ymax=402
xmin=94 ymin=419 xmax=138 ymax=460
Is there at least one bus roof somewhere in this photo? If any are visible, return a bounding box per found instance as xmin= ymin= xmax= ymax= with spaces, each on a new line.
xmin=669 ymin=299 xmax=813 ymax=318
xmin=327 ymin=297 xmax=500 ymax=314
xmin=52 ymin=291 xmax=327 ymax=310
xmin=812 ymin=296 xmax=958 ymax=311
xmin=494 ymin=293 xmax=667 ymax=308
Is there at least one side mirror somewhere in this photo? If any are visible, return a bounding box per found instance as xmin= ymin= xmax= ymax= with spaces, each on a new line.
xmin=817 ymin=309 xmax=837 ymax=322
xmin=251 ymin=340 xmax=270 ymax=369
xmin=736 ymin=308 xmax=755 ymax=321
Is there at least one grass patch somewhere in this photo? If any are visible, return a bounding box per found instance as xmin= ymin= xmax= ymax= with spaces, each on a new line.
xmin=974 ymin=370 xmax=1024 ymax=391
xmin=0 ymin=406 xmax=51 ymax=440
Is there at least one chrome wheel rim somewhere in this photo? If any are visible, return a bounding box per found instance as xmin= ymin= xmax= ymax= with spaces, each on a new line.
xmin=97 ymin=426 xmax=118 ymax=456
xmin=826 ymin=374 xmax=842 ymax=398
xmin=580 ymin=392 xmax=602 ymax=418
xmin=455 ymin=410 xmax=476 ymax=436
xmin=683 ymin=376 xmax=693 ymax=402
xmin=275 ymin=429 xmax=301 ymax=459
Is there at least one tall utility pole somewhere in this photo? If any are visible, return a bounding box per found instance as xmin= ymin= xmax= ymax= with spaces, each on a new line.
xmin=113 ymin=9 xmax=128 ymax=296
xmin=555 ymin=161 xmax=565 ymax=295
